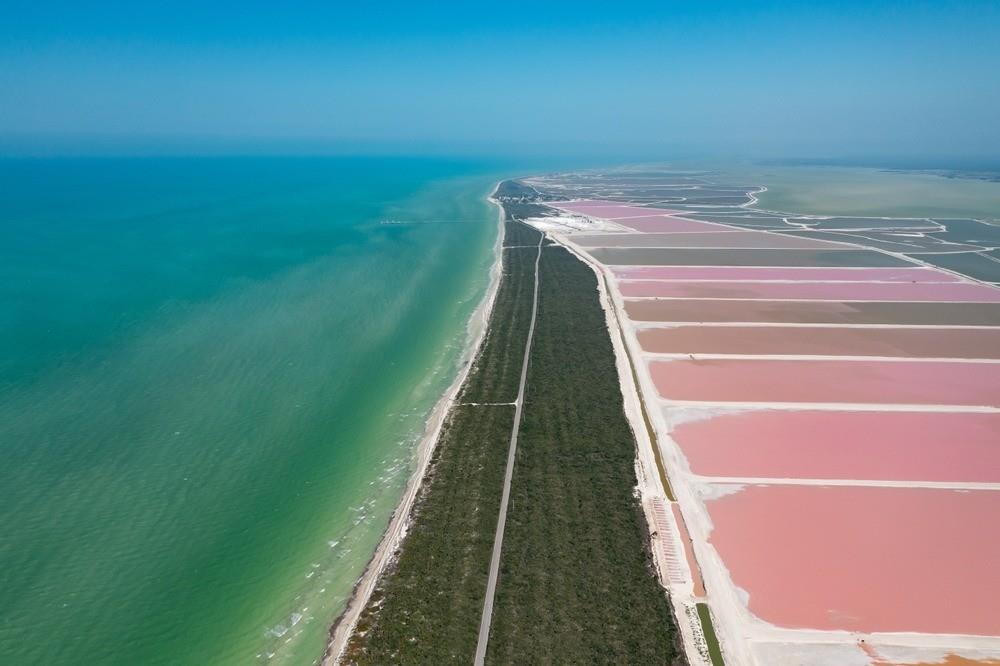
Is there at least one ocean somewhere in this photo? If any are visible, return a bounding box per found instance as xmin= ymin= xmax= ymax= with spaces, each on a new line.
xmin=0 ymin=157 xmax=503 ymax=664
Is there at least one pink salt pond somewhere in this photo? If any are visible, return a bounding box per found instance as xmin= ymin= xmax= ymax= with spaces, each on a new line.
xmin=671 ymin=410 xmax=1000 ymax=482
xmin=545 ymin=199 xmax=609 ymax=207
xmin=553 ymin=204 xmax=666 ymax=219
xmin=611 ymin=266 xmax=959 ymax=282
xmin=649 ymin=359 xmax=1000 ymax=406
xmin=551 ymin=200 xmax=684 ymax=216
xmin=706 ymin=485 xmax=1000 ymax=635
xmin=619 ymin=280 xmax=1000 ymax=302
xmin=574 ymin=231 xmax=840 ymax=249
xmin=623 ymin=299 xmax=1000 ymax=326
xmin=613 ymin=216 xmax=732 ymax=233
xmin=637 ymin=325 xmax=1000 ymax=358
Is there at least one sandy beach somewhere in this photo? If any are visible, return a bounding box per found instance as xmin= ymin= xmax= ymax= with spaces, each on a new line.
xmin=321 ymin=185 xmax=506 ymax=665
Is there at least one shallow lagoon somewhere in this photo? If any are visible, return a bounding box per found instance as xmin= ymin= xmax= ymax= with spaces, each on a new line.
xmin=734 ymin=165 xmax=1000 ymax=220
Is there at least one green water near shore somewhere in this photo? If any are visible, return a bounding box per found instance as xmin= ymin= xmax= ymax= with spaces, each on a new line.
xmin=0 ymin=157 xmax=502 ymax=664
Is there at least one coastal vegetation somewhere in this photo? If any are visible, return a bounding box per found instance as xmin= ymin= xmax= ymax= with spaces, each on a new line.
xmin=501 ymin=217 xmax=544 ymax=247
xmin=501 ymin=201 xmax=556 ymax=223
xmin=343 ymin=217 xmax=538 ymax=663
xmin=493 ymin=179 xmax=546 ymax=202
xmin=460 ymin=244 xmax=537 ymax=403
xmin=344 ymin=403 xmax=514 ymax=663
xmin=494 ymin=177 xmax=559 ymax=226
xmin=485 ymin=245 xmax=681 ymax=664
xmin=342 ymin=197 xmax=680 ymax=663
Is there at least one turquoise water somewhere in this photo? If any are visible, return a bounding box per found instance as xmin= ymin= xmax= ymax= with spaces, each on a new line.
xmin=0 ymin=157 xmax=502 ymax=664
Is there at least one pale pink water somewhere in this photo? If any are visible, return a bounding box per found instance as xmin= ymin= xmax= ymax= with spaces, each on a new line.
xmin=649 ymin=359 xmax=1000 ymax=405
xmin=706 ymin=485 xmax=1000 ymax=635
xmin=619 ymin=280 xmax=1000 ymax=301
xmin=545 ymin=199 xmax=609 ymax=206
xmin=553 ymin=204 xmax=668 ymax=219
xmin=624 ymin=299 xmax=1000 ymax=326
xmin=573 ymin=231 xmax=842 ymax=249
xmin=551 ymin=201 xmax=684 ymax=215
xmin=672 ymin=503 xmax=706 ymax=597
xmin=882 ymin=657 xmax=1000 ymax=666
xmin=612 ymin=266 xmax=958 ymax=282
xmin=612 ymin=216 xmax=735 ymax=233
xmin=637 ymin=325 xmax=1000 ymax=358
xmin=672 ymin=410 xmax=1000 ymax=481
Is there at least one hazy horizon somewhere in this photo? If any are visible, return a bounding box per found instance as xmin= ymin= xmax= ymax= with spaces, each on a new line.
xmin=2 ymin=1 xmax=999 ymax=160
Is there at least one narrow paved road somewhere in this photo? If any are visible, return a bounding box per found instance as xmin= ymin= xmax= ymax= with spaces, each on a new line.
xmin=474 ymin=233 xmax=544 ymax=666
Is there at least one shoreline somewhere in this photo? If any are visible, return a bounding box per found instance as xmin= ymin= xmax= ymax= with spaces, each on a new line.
xmin=321 ymin=183 xmax=506 ymax=665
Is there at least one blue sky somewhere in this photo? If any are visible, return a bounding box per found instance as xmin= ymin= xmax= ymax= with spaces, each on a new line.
xmin=2 ymin=0 xmax=999 ymax=158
